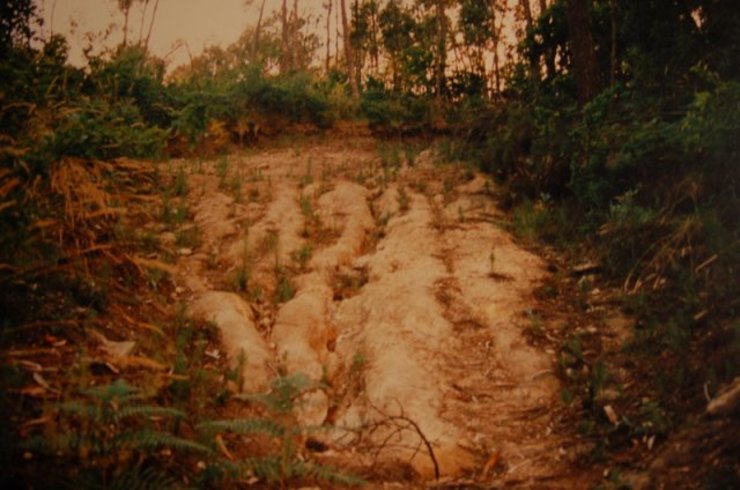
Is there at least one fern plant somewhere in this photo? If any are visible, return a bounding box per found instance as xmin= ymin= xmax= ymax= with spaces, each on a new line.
xmin=198 ymin=374 xmax=364 ymax=487
xmin=21 ymin=380 xmax=212 ymax=487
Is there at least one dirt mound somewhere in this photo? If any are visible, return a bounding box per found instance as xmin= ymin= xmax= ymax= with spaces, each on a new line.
xmin=188 ymin=291 xmax=273 ymax=392
xmin=171 ymin=140 xmax=579 ymax=484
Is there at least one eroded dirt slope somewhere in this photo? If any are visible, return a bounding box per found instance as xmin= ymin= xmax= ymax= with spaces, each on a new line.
xmin=169 ymin=138 xmax=593 ymax=487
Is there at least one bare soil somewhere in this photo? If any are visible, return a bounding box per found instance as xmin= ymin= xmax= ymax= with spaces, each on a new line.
xmin=172 ymin=137 xmax=601 ymax=487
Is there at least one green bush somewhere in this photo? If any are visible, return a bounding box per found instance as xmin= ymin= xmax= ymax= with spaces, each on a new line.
xmin=38 ymin=98 xmax=166 ymax=163
xmin=360 ymin=79 xmax=431 ymax=134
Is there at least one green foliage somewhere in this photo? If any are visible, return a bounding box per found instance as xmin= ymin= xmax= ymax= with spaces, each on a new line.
xmin=20 ymin=380 xmax=211 ymax=486
xmin=361 ymin=82 xmax=431 ymax=134
xmin=274 ymin=268 xmax=296 ymax=304
xmin=197 ymin=374 xmax=366 ymax=487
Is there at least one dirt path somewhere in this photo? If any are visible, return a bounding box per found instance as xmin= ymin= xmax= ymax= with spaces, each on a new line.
xmin=170 ymin=138 xmax=586 ymax=487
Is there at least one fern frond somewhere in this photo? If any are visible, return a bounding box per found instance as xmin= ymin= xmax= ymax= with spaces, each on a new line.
xmin=54 ymin=466 xmax=178 ymax=490
xmin=116 ymin=405 xmax=186 ymax=420
xmin=20 ymin=433 xmax=84 ymax=454
xmin=58 ymin=401 xmax=100 ymax=419
xmin=107 ymin=465 xmax=178 ymax=490
xmin=303 ymin=462 xmax=366 ymax=486
xmin=235 ymin=374 xmax=311 ymax=414
xmin=232 ymin=456 xmax=284 ymax=483
xmin=119 ymin=430 xmax=213 ymax=455
xmin=197 ymin=418 xmax=285 ymax=437
xmin=82 ymin=379 xmax=144 ymax=404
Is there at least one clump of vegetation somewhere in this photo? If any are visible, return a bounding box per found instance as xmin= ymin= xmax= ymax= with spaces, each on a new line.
xmin=200 ymin=374 xmax=364 ymax=487
xmin=20 ymin=380 xmax=212 ymax=488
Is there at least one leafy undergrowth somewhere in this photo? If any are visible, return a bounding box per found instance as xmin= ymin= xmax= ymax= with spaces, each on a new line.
xmin=515 ymin=228 xmax=739 ymax=488
xmin=0 ymin=155 xmax=363 ymax=488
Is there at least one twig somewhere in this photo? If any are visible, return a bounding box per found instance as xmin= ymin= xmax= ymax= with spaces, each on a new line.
xmin=367 ymin=400 xmax=441 ymax=480
xmin=530 ymin=369 xmax=554 ymax=381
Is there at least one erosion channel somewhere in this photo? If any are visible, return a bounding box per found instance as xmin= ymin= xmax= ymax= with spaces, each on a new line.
xmin=171 ymin=137 xmax=582 ymax=487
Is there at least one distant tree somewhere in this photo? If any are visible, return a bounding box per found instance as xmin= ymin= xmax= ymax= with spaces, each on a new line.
xmin=117 ymin=0 xmax=134 ymax=46
xmin=379 ymin=0 xmax=414 ymax=92
xmin=324 ymin=0 xmax=332 ymax=71
xmin=457 ymin=0 xmax=494 ymax=91
xmin=351 ymin=0 xmax=381 ymax=82
xmin=143 ymin=0 xmax=160 ymax=49
xmin=0 ymin=0 xmax=36 ymax=52
xmin=564 ymin=0 xmax=600 ymax=103
xmin=340 ymin=0 xmax=359 ymax=96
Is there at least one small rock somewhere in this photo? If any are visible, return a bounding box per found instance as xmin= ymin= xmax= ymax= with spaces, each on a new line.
xmin=178 ymin=247 xmax=193 ymax=256
xmin=604 ymin=404 xmax=619 ymax=425
xmin=571 ymin=261 xmax=601 ymax=276
xmin=93 ymin=331 xmax=135 ymax=359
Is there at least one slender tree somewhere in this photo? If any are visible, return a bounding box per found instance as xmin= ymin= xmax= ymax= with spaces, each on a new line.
xmin=565 ymin=0 xmax=600 ymax=102
xmin=143 ymin=0 xmax=159 ymax=49
xmin=335 ymin=0 xmax=340 ymax=67
xmin=291 ymin=0 xmax=299 ymax=70
xmin=136 ymin=0 xmax=150 ymax=45
xmin=340 ymin=0 xmax=359 ymax=96
xmin=434 ymin=0 xmax=448 ymax=98
xmin=49 ymin=0 xmax=57 ymax=37
xmin=519 ymin=0 xmax=541 ymax=85
xmin=490 ymin=0 xmax=506 ymax=95
xmin=280 ymin=0 xmax=288 ymax=72
xmin=519 ymin=0 xmax=533 ymax=30
xmin=324 ymin=0 xmax=332 ymax=72
xmin=252 ymin=0 xmax=267 ymax=61
xmin=609 ymin=0 xmax=616 ymax=86
xmin=117 ymin=0 xmax=133 ymax=46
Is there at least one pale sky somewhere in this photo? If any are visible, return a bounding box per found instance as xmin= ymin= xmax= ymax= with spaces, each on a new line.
xmin=37 ymin=0 xmax=321 ymax=70
xmin=36 ymin=1 xmax=521 ymax=75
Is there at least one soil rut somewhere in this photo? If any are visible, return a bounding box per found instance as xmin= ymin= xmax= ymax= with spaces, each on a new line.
xmin=173 ymin=139 xmax=577 ymax=486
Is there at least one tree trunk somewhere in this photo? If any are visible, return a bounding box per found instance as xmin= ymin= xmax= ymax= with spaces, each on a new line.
xmin=253 ymin=0 xmax=267 ymax=61
xmin=325 ymin=0 xmax=332 ymax=72
xmin=292 ymin=0 xmax=299 ymax=70
xmin=144 ymin=0 xmax=160 ymax=49
xmin=280 ymin=0 xmax=289 ymax=73
xmin=137 ymin=0 xmax=150 ymax=45
xmin=565 ymin=0 xmax=600 ymax=103
xmin=490 ymin=1 xmax=502 ymax=96
xmin=340 ymin=0 xmax=359 ymax=97
xmin=49 ymin=0 xmax=57 ymax=37
xmin=435 ymin=0 xmax=447 ymax=98
xmin=539 ymin=0 xmax=557 ymax=80
xmin=335 ymin=1 xmax=340 ymax=69
xmin=609 ymin=0 xmax=617 ymax=86
xmin=122 ymin=4 xmax=131 ymax=46
xmin=352 ymin=1 xmax=363 ymax=92
xmin=520 ymin=0 xmax=541 ymax=84
xmin=520 ymin=0 xmax=533 ymax=29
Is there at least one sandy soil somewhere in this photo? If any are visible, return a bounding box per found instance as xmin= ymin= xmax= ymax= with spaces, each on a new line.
xmin=174 ymin=137 xmax=586 ymax=487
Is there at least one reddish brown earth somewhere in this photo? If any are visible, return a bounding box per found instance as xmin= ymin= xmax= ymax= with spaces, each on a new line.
xmin=171 ymin=137 xmax=602 ymax=487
